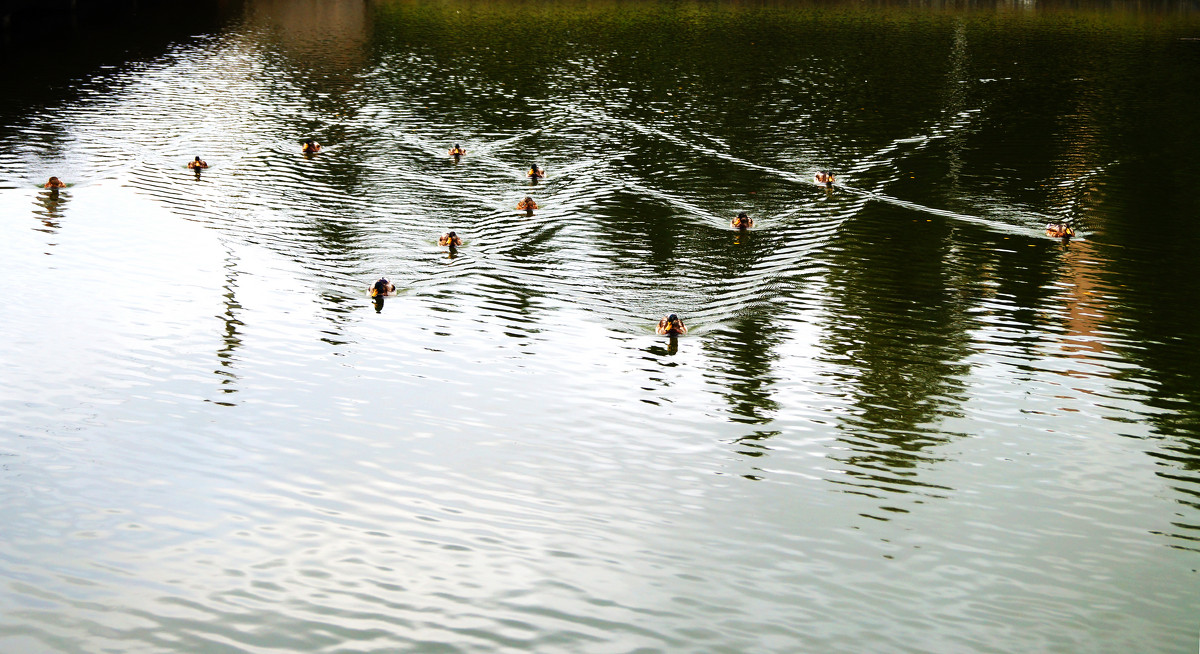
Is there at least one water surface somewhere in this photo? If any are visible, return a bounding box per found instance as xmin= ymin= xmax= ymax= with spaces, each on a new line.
xmin=2 ymin=1 xmax=1199 ymax=652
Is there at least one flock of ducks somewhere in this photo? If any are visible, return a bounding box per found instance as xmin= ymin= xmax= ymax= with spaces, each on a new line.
xmin=367 ymin=144 xmax=697 ymax=331
xmin=38 ymin=141 xmax=1075 ymax=334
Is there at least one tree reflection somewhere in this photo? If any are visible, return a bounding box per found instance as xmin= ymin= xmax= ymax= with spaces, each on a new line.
xmin=818 ymin=208 xmax=975 ymax=501
xmin=1098 ymin=185 xmax=1200 ymax=551
xmin=592 ymin=192 xmax=685 ymax=277
xmin=212 ymin=249 xmax=244 ymax=405
xmin=702 ymin=308 xmax=784 ymax=426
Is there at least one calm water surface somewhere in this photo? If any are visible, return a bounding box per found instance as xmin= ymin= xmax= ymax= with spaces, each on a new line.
xmin=2 ymin=1 xmax=1199 ymax=652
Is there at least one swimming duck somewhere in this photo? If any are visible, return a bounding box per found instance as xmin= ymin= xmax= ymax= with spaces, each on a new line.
xmin=517 ymin=196 xmax=538 ymax=214
xmin=656 ymin=314 xmax=687 ymax=336
xmin=371 ymin=277 xmax=396 ymax=297
xmin=732 ymin=212 xmax=753 ymax=230
xmin=1046 ymin=223 xmax=1075 ymax=238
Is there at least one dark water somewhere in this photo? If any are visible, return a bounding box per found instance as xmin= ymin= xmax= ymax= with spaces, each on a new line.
xmin=2 ymin=1 xmax=1200 ymax=651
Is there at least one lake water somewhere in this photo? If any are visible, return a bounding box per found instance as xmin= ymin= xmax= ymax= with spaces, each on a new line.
xmin=2 ymin=1 xmax=1199 ymax=652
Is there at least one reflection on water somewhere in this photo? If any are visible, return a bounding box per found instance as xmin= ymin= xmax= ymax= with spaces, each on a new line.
xmin=1 ymin=0 xmax=1200 ymax=651
xmin=32 ymin=188 xmax=67 ymax=235
xmin=819 ymin=207 xmax=972 ymax=504
xmin=214 ymin=247 xmax=244 ymax=403
xmin=704 ymin=309 xmax=785 ymax=426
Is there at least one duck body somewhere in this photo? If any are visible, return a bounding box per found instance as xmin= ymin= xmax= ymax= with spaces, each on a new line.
xmin=1046 ymin=223 xmax=1075 ymax=238
xmin=371 ymin=278 xmax=396 ymax=297
xmin=656 ymin=315 xmax=687 ymax=336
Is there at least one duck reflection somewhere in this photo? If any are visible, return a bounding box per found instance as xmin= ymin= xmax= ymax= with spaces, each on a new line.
xmin=33 ymin=187 xmax=69 ymax=234
xmin=644 ymin=336 xmax=680 ymax=357
xmin=648 ymin=333 xmax=680 ymax=356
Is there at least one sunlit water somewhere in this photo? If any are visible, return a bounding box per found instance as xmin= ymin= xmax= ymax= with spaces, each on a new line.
xmin=2 ymin=1 xmax=1199 ymax=652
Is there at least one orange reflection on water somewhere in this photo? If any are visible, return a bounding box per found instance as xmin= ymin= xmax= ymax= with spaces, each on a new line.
xmin=1054 ymin=237 xmax=1111 ymax=369
xmin=246 ymin=0 xmax=370 ymax=71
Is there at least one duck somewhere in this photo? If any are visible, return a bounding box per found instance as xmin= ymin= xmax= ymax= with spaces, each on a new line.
xmin=517 ymin=196 xmax=538 ymax=215
xmin=656 ymin=314 xmax=687 ymax=336
xmin=370 ymin=277 xmax=396 ymax=297
xmin=1045 ymin=223 xmax=1075 ymax=238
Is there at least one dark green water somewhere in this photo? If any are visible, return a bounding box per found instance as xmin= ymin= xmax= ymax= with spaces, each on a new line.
xmin=2 ymin=1 xmax=1199 ymax=651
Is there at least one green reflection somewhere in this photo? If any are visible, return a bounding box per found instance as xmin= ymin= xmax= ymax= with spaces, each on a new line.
xmin=703 ymin=308 xmax=785 ymax=426
xmin=214 ymin=248 xmax=244 ymax=402
xmin=818 ymin=206 xmax=974 ymax=494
